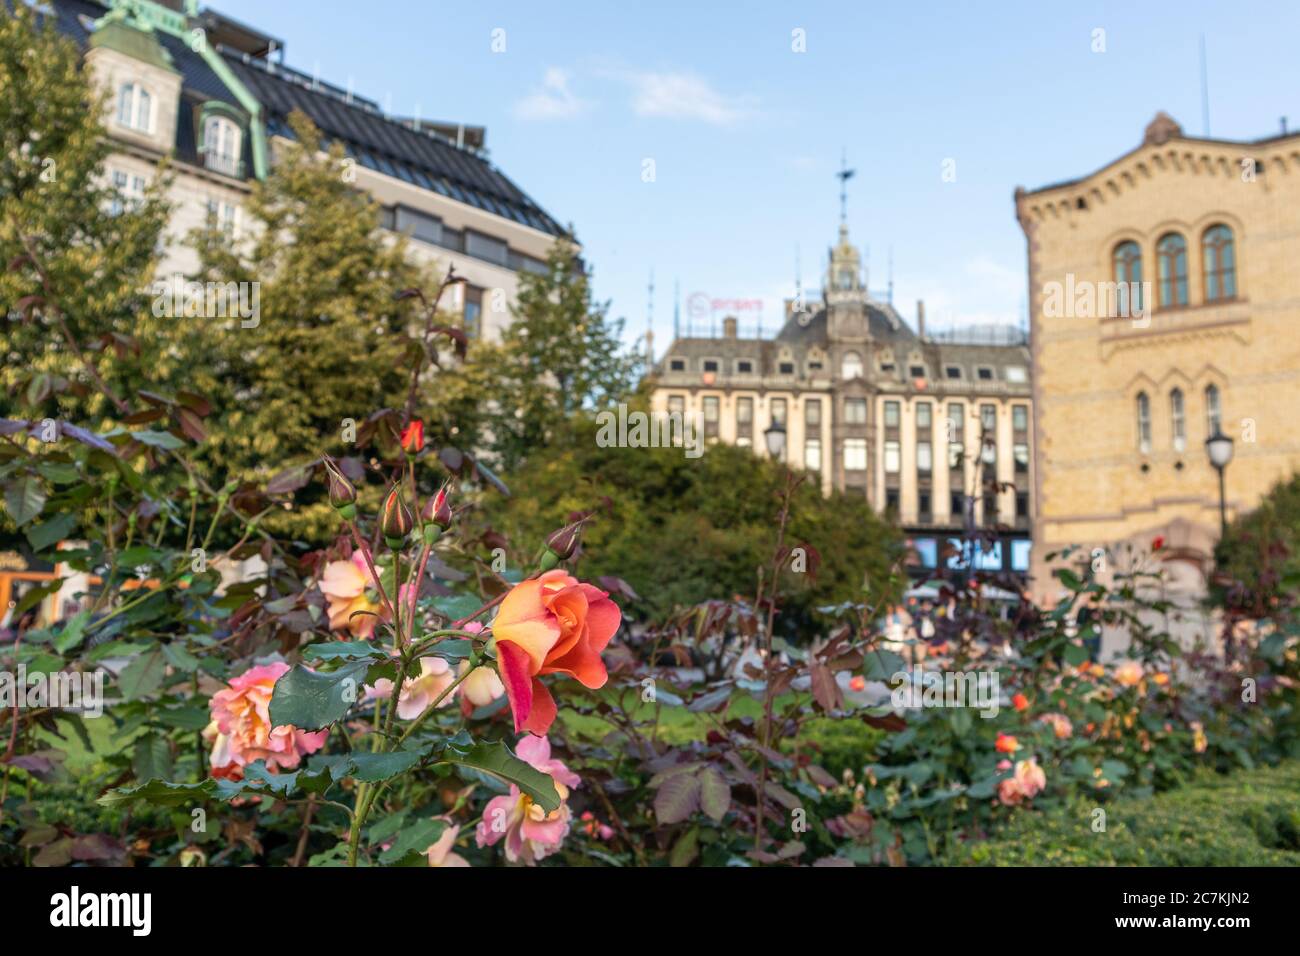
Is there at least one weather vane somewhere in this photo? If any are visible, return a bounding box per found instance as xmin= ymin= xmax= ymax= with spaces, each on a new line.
xmin=837 ymin=149 xmax=856 ymax=225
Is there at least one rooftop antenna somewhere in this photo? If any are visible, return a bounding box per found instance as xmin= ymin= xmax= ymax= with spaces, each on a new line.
xmin=794 ymin=243 xmax=803 ymax=312
xmin=836 ymin=149 xmax=856 ymax=232
xmin=1199 ymin=34 xmax=1210 ymax=137
xmin=887 ymin=245 xmax=894 ymax=304
xmin=673 ymin=280 xmax=681 ymax=339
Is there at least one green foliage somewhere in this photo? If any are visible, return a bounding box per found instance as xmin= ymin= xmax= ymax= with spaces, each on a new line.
xmin=464 ymin=238 xmax=640 ymax=473
xmin=941 ymin=761 xmax=1300 ymax=866
xmin=0 ymin=2 xmax=170 ymax=422
xmin=1215 ymin=471 xmax=1300 ymax=613
xmin=483 ymin=413 xmax=904 ymax=623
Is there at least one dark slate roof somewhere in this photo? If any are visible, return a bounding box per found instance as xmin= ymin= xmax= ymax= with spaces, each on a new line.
xmin=222 ymin=52 xmax=567 ymax=236
xmin=47 ymin=0 xmax=243 ymax=110
xmin=776 ymin=301 xmax=915 ymax=348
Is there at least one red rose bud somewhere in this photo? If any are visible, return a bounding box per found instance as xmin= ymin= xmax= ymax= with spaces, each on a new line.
xmin=323 ymin=458 xmax=357 ymax=520
xmin=380 ymin=484 xmax=414 ymax=547
xmin=422 ymin=485 xmax=453 ymax=529
xmin=540 ymin=521 xmax=584 ymax=569
xmin=400 ymin=419 xmax=424 ymax=456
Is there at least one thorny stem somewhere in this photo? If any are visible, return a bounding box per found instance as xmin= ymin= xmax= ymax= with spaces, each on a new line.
xmin=753 ymin=470 xmax=802 ymax=852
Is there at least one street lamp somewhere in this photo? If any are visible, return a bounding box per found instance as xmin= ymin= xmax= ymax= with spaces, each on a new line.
xmin=1205 ymin=427 xmax=1234 ymax=536
xmin=764 ymin=419 xmax=787 ymax=461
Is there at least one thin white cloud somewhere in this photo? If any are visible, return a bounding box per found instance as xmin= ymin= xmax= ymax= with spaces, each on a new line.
xmin=514 ymin=68 xmax=590 ymax=121
xmin=622 ymin=69 xmax=757 ymax=125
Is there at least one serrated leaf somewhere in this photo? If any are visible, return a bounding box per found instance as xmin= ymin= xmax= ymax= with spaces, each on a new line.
xmin=53 ymin=610 xmax=90 ymax=654
xmin=117 ymin=648 xmax=166 ymax=700
xmin=439 ymin=740 xmax=561 ymax=813
xmin=669 ymin=826 xmax=699 ymax=867
xmin=268 ymin=661 xmax=368 ymax=731
xmin=378 ymin=818 xmax=445 ymax=865
xmin=132 ymin=735 xmax=173 ymax=782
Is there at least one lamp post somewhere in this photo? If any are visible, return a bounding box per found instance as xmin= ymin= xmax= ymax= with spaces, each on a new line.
xmin=764 ymin=418 xmax=787 ymax=462
xmin=1205 ymin=427 xmax=1234 ymax=536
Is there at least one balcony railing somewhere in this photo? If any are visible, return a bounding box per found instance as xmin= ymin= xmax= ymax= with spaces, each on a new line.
xmin=202 ymin=149 xmax=244 ymax=178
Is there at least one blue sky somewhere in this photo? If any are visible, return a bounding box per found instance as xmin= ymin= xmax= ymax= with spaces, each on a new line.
xmin=211 ymin=0 xmax=1300 ymax=350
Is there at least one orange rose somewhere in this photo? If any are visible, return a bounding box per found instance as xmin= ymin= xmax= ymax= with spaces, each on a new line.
xmin=491 ymin=570 xmax=621 ymax=735
xmin=1011 ymin=692 xmax=1028 ymax=712
xmin=995 ymin=733 xmax=1020 ymax=754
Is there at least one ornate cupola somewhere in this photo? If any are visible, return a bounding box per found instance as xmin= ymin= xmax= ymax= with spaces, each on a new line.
xmin=825 ymin=156 xmax=869 ymax=342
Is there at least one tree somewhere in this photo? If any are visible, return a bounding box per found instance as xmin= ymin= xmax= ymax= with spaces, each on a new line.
xmin=479 ymin=411 xmax=904 ymax=626
xmin=181 ymin=112 xmax=435 ymax=538
xmin=1214 ymin=472 xmax=1300 ymax=615
xmin=1 ymin=3 xmax=170 ymax=422
xmin=473 ymin=239 xmax=640 ymax=473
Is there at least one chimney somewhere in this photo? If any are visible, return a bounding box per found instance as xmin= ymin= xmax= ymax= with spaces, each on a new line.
xmin=917 ymin=300 xmax=926 ymax=339
xmin=723 ymin=315 xmax=738 ymax=339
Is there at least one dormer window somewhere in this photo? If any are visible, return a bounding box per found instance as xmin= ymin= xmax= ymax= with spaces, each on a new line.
xmin=203 ymin=115 xmax=242 ymax=177
xmin=779 ymin=361 xmax=795 ymax=375
xmin=736 ymin=360 xmax=753 ymax=374
xmin=669 ymin=358 xmax=686 ymax=372
xmin=117 ymin=83 xmax=153 ymax=133
xmin=842 ymin=351 xmax=864 ymax=380
xmin=702 ymin=359 xmax=719 ymax=373
xmin=910 ymin=365 xmax=926 ymax=378
xmin=976 ymin=367 xmax=994 ymax=381
xmin=945 ymin=365 xmax=962 ymax=380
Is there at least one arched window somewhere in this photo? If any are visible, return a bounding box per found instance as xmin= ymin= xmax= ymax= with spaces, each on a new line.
xmin=1205 ymin=384 xmax=1222 ymax=436
xmin=1170 ymin=388 xmax=1186 ymax=452
xmin=1136 ymin=392 xmax=1151 ymax=453
xmin=203 ymin=115 xmax=241 ymax=176
xmin=1113 ymin=240 xmax=1143 ymax=316
xmin=841 ymin=351 xmax=863 ymax=381
xmin=117 ymin=83 xmax=152 ymax=132
xmin=1156 ymin=232 xmax=1188 ymax=308
xmin=1202 ymin=224 xmax=1236 ymax=302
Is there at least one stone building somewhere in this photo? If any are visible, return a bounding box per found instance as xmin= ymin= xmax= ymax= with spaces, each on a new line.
xmin=39 ymin=0 xmax=567 ymax=341
xmin=1018 ymin=112 xmax=1300 ymax=607
xmin=651 ymin=218 xmax=1035 ymax=580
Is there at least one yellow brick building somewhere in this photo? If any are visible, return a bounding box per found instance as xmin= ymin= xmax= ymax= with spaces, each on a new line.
xmin=1018 ymin=112 xmax=1300 ymax=604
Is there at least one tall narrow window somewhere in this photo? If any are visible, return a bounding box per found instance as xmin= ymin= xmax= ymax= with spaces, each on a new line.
xmin=843 ymin=438 xmax=867 ymax=471
xmin=702 ymin=396 xmax=719 ymax=439
xmin=1113 ymin=240 xmax=1143 ymax=315
xmin=884 ymin=440 xmax=901 ymax=474
xmin=1203 ymin=224 xmax=1237 ymax=302
xmin=1205 ymin=384 xmax=1222 ymax=436
xmin=203 ymin=116 xmax=241 ymax=176
xmin=770 ymin=398 xmax=787 ymax=426
xmin=1136 ymin=392 xmax=1151 ymax=453
xmin=804 ymin=438 xmax=821 ymax=472
xmin=117 ymin=83 xmax=152 ymax=132
xmin=1156 ymin=232 xmax=1188 ymax=308
xmin=736 ymin=396 xmax=753 ymax=447
xmin=1170 ymin=388 xmax=1185 ymax=452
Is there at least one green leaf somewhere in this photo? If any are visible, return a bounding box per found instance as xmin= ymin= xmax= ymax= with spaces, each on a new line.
xmin=117 ymin=648 xmax=167 ymax=700
xmin=52 ymin=610 xmax=90 ymax=654
xmin=433 ymin=593 xmax=483 ymax=622
xmin=25 ymin=511 xmax=76 ymax=552
xmin=268 ymin=661 xmax=368 ymax=731
xmin=162 ymin=643 xmax=201 ymax=672
xmin=440 ymin=741 xmax=561 ymax=813
xmin=378 ymin=817 xmax=446 ymax=865
xmin=4 ymin=475 xmax=46 ymax=526
xmin=132 ymin=429 xmax=186 ymax=449
xmin=98 ymin=778 xmax=215 ymax=807
xmin=132 ymin=735 xmax=173 ymax=782
xmin=302 ymin=641 xmax=390 ymax=663
xmin=669 ymin=826 xmax=700 ymax=867
xmin=1063 ymin=643 xmax=1090 ymax=667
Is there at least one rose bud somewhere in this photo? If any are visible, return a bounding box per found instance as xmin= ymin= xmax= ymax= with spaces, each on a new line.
xmin=400 ymin=419 xmax=425 ymax=456
xmin=422 ymin=485 xmax=453 ymax=528
xmin=539 ymin=521 xmax=583 ymax=570
xmin=323 ymin=458 xmax=357 ymax=520
xmin=380 ymin=483 xmax=414 ymax=548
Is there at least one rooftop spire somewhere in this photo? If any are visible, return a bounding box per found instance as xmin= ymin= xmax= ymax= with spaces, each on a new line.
xmin=836 ymin=149 xmax=855 ymax=235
